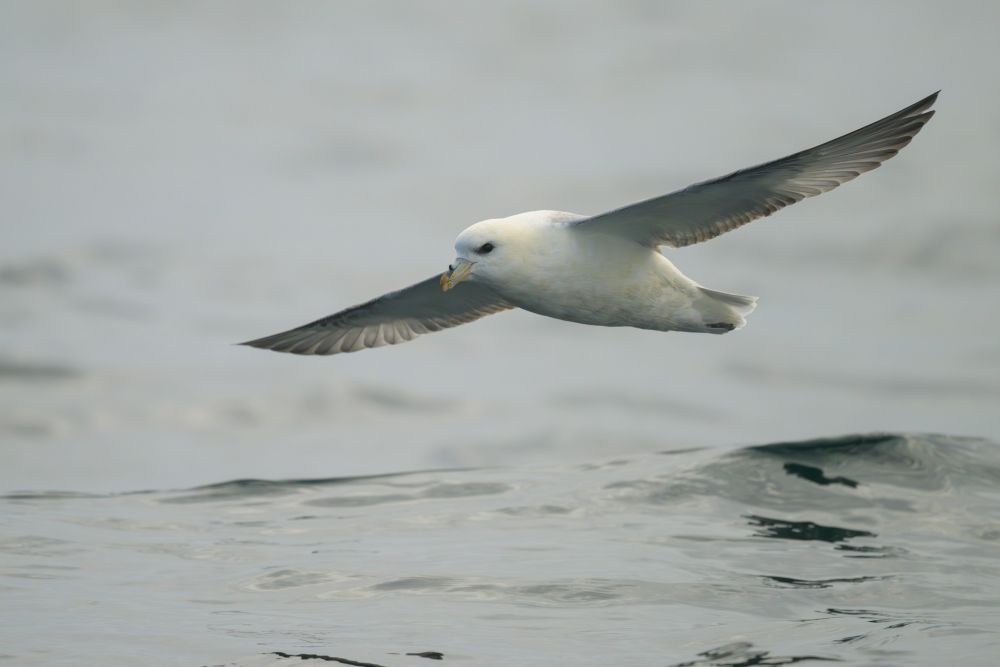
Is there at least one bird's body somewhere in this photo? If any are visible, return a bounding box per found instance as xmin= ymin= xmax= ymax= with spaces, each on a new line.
xmin=242 ymin=92 xmax=937 ymax=356
xmin=458 ymin=211 xmax=753 ymax=333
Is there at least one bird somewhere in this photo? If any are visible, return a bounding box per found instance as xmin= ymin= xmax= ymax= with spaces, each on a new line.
xmin=242 ymin=92 xmax=937 ymax=356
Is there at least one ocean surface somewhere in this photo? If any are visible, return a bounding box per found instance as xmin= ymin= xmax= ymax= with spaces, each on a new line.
xmin=1 ymin=2 xmax=999 ymax=665
xmin=5 ymin=433 xmax=1000 ymax=666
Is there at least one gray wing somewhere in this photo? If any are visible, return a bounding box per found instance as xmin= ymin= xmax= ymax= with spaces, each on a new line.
xmin=571 ymin=92 xmax=938 ymax=247
xmin=241 ymin=276 xmax=512 ymax=355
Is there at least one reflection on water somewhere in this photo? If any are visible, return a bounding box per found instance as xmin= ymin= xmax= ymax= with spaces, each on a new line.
xmin=3 ymin=433 xmax=1000 ymax=665
xmin=271 ymin=650 xmax=444 ymax=665
xmin=746 ymin=515 xmax=876 ymax=544
xmin=782 ymin=463 xmax=859 ymax=488
xmin=761 ymin=575 xmax=885 ymax=589
xmin=667 ymin=642 xmax=838 ymax=667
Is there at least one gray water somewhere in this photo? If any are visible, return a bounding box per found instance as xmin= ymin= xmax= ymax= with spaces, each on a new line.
xmin=5 ymin=433 xmax=1000 ymax=666
xmin=1 ymin=2 xmax=999 ymax=665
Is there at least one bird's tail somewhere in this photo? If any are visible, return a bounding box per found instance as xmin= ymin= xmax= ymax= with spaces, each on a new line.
xmin=689 ymin=286 xmax=758 ymax=334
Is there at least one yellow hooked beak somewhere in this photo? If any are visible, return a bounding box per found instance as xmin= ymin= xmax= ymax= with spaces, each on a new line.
xmin=439 ymin=258 xmax=474 ymax=292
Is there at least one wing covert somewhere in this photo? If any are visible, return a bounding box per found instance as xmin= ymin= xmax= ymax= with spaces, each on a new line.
xmin=572 ymin=92 xmax=938 ymax=247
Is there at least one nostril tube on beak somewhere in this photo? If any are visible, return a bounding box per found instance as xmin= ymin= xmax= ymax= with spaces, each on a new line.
xmin=440 ymin=257 xmax=474 ymax=292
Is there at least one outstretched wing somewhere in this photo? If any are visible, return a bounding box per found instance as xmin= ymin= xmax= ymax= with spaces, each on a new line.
xmin=572 ymin=92 xmax=938 ymax=248
xmin=241 ymin=276 xmax=512 ymax=355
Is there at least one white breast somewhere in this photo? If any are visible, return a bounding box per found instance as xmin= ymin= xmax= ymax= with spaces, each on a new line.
xmin=491 ymin=225 xmax=700 ymax=330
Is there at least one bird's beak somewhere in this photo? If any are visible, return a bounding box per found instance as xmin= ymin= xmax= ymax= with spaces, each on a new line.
xmin=440 ymin=258 xmax=474 ymax=292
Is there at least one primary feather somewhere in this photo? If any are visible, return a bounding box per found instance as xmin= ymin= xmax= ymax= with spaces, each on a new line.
xmin=571 ymin=91 xmax=937 ymax=247
xmin=242 ymin=277 xmax=510 ymax=355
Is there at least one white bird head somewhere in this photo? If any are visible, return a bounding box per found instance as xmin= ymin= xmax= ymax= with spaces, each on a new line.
xmin=440 ymin=211 xmax=579 ymax=291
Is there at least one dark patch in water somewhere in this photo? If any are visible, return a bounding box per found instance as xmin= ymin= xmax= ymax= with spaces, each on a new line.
xmin=0 ymin=358 xmax=80 ymax=382
xmin=762 ymin=575 xmax=883 ymax=589
xmin=271 ymin=652 xmax=388 ymax=666
xmin=0 ymin=258 xmax=70 ymax=287
xmin=271 ymin=650 xmax=443 ymax=665
xmin=782 ymin=463 xmax=858 ymax=488
xmin=824 ymin=608 xmax=913 ymax=625
xmin=746 ymin=515 xmax=876 ymax=543
xmin=160 ymin=468 xmax=473 ymax=504
xmin=658 ymin=447 xmax=709 ymax=456
xmin=669 ymin=641 xmax=839 ymax=666
xmin=1 ymin=490 xmax=106 ymax=501
xmin=749 ymin=433 xmax=899 ymax=457
xmin=834 ymin=544 xmax=903 ymax=558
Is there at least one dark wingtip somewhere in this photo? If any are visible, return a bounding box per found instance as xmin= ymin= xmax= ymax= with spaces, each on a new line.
xmin=235 ymin=326 xmax=331 ymax=355
xmin=236 ymin=334 xmax=284 ymax=350
xmin=912 ymin=90 xmax=940 ymax=114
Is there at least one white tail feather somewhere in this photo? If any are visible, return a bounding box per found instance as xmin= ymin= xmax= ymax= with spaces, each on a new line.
xmin=698 ymin=287 xmax=758 ymax=316
xmin=690 ymin=286 xmax=758 ymax=333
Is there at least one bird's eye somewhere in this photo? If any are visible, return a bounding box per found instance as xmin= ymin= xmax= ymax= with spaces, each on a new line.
xmin=476 ymin=242 xmax=495 ymax=255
